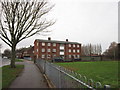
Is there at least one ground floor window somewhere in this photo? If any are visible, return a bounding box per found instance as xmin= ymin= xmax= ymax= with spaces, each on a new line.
xmin=42 ymin=55 xmax=45 ymax=58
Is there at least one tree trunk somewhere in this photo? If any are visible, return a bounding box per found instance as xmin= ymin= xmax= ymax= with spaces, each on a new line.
xmin=10 ymin=45 xmax=16 ymax=68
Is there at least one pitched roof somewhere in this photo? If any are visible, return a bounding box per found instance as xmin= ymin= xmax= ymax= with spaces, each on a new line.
xmin=35 ymin=39 xmax=81 ymax=44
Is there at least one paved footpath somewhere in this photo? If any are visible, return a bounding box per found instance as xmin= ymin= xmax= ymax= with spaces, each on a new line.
xmin=9 ymin=60 xmax=48 ymax=88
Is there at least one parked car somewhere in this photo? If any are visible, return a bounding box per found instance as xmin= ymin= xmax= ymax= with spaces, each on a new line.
xmin=52 ymin=57 xmax=64 ymax=62
xmin=3 ymin=56 xmax=8 ymax=59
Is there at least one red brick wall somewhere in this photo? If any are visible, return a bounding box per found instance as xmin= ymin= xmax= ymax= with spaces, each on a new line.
xmin=34 ymin=40 xmax=81 ymax=60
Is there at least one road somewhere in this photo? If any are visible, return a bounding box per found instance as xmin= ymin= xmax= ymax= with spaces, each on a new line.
xmin=0 ymin=56 xmax=10 ymax=67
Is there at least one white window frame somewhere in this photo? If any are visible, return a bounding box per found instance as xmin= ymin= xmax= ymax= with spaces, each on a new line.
xmin=77 ymin=49 xmax=80 ymax=53
xmin=77 ymin=45 xmax=80 ymax=47
xmin=42 ymin=48 xmax=45 ymax=52
xmin=48 ymin=43 xmax=51 ymax=46
xmin=42 ymin=54 xmax=45 ymax=58
xmin=77 ymin=55 xmax=80 ymax=58
xmin=37 ymin=42 xmax=39 ymax=46
xmin=37 ymin=55 xmax=38 ymax=59
xmin=53 ymin=43 xmax=56 ymax=46
xmin=69 ymin=49 xmax=71 ymax=52
xmin=42 ymin=42 xmax=45 ymax=46
xmin=37 ymin=49 xmax=38 ymax=52
xmin=53 ymin=54 xmax=56 ymax=57
xmin=73 ymin=44 xmax=76 ymax=47
xmin=73 ymin=49 xmax=76 ymax=53
xmin=73 ymin=55 xmax=76 ymax=58
xmin=69 ymin=55 xmax=71 ymax=58
xmin=48 ymin=49 xmax=51 ymax=52
xmin=53 ymin=49 xmax=56 ymax=52
xmin=69 ymin=44 xmax=71 ymax=47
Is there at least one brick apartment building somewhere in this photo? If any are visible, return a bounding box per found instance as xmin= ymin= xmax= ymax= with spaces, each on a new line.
xmin=34 ymin=37 xmax=81 ymax=60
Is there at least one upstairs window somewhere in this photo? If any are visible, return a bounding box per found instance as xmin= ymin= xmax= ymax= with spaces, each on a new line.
xmin=73 ymin=44 xmax=76 ymax=47
xmin=77 ymin=45 xmax=80 ymax=47
xmin=37 ymin=49 xmax=38 ymax=52
xmin=69 ymin=49 xmax=71 ymax=52
xmin=53 ymin=49 xmax=56 ymax=52
xmin=77 ymin=50 xmax=80 ymax=53
xmin=42 ymin=48 xmax=45 ymax=52
xmin=37 ymin=42 xmax=39 ymax=46
xmin=69 ymin=44 xmax=71 ymax=47
xmin=48 ymin=49 xmax=51 ymax=52
xmin=42 ymin=42 xmax=45 ymax=46
xmin=53 ymin=43 xmax=56 ymax=46
xmin=73 ymin=49 xmax=76 ymax=53
xmin=48 ymin=43 xmax=51 ymax=46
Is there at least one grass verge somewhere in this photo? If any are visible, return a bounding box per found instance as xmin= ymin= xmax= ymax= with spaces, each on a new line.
xmin=2 ymin=65 xmax=24 ymax=88
xmin=15 ymin=59 xmax=23 ymax=62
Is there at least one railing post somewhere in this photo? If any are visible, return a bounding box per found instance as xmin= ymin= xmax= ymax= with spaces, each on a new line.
xmin=96 ymin=82 xmax=102 ymax=88
xmin=43 ymin=60 xmax=46 ymax=74
xmin=59 ymin=66 xmax=61 ymax=88
xmin=104 ymin=85 xmax=110 ymax=90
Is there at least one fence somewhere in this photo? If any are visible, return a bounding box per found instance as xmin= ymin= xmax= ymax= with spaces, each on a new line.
xmin=36 ymin=59 xmax=111 ymax=89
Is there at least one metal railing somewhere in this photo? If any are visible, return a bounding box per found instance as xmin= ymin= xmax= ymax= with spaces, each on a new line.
xmin=36 ymin=59 xmax=110 ymax=89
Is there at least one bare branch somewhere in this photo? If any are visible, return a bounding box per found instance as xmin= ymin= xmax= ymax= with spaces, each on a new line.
xmin=0 ymin=0 xmax=54 ymax=46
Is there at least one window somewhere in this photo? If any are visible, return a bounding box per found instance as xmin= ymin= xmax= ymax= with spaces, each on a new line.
xmin=42 ymin=55 xmax=44 ymax=58
xmin=60 ymin=46 xmax=64 ymax=49
xmin=53 ymin=43 xmax=56 ymax=46
xmin=53 ymin=49 xmax=56 ymax=52
xmin=37 ymin=49 xmax=38 ymax=52
xmin=77 ymin=55 xmax=80 ymax=58
xmin=37 ymin=55 xmax=38 ymax=59
xmin=47 ymin=54 xmax=51 ymax=58
xmin=69 ymin=55 xmax=71 ymax=58
xmin=42 ymin=42 xmax=45 ymax=46
xmin=53 ymin=54 xmax=56 ymax=57
xmin=77 ymin=50 xmax=80 ymax=53
xmin=77 ymin=45 xmax=80 ymax=47
xmin=42 ymin=48 xmax=45 ymax=52
xmin=73 ymin=49 xmax=76 ymax=53
xmin=48 ymin=43 xmax=51 ymax=46
xmin=73 ymin=55 xmax=76 ymax=58
xmin=48 ymin=49 xmax=51 ymax=52
xmin=69 ymin=44 xmax=71 ymax=47
xmin=69 ymin=49 xmax=71 ymax=52
xmin=37 ymin=42 xmax=39 ymax=46
xmin=73 ymin=44 xmax=76 ymax=47
xmin=60 ymin=51 xmax=64 ymax=55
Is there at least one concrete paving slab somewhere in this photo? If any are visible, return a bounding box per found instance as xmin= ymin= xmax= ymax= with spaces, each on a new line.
xmin=9 ymin=60 xmax=48 ymax=88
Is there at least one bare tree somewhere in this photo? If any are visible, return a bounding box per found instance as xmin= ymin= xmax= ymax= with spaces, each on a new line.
xmin=103 ymin=42 xmax=118 ymax=60
xmin=82 ymin=44 xmax=102 ymax=56
xmin=0 ymin=0 xmax=54 ymax=68
xmin=0 ymin=44 xmax=1 ymax=49
xmin=0 ymin=44 xmax=1 ymax=54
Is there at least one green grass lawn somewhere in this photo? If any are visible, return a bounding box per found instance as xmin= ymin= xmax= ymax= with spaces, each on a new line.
xmin=2 ymin=65 xmax=24 ymax=88
xmin=56 ymin=61 xmax=119 ymax=88
xmin=15 ymin=59 xmax=24 ymax=62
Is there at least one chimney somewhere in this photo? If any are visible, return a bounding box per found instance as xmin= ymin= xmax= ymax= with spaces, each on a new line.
xmin=48 ymin=37 xmax=51 ymax=40
xmin=66 ymin=39 xmax=68 ymax=42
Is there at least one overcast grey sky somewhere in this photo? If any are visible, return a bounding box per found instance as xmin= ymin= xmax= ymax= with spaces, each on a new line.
xmin=0 ymin=0 xmax=119 ymax=53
